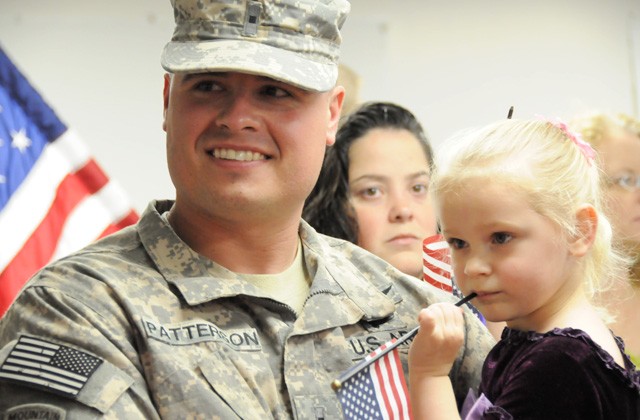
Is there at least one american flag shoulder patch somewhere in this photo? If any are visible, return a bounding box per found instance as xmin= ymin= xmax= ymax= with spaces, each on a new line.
xmin=0 ymin=335 xmax=103 ymax=398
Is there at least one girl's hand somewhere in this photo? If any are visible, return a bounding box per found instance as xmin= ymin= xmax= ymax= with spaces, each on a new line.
xmin=408 ymin=302 xmax=465 ymax=378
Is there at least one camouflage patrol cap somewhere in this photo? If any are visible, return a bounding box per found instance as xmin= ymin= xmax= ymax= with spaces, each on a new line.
xmin=161 ymin=0 xmax=351 ymax=92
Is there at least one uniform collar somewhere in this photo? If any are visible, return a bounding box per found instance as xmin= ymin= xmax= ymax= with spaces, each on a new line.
xmin=138 ymin=200 xmax=397 ymax=327
xmin=138 ymin=200 xmax=257 ymax=304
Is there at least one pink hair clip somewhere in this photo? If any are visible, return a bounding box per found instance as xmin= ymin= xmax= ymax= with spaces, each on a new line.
xmin=551 ymin=119 xmax=596 ymax=165
xmin=537 ymin=115 xmax=596 ymax=165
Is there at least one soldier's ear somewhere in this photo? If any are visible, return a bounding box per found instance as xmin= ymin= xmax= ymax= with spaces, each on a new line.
xmin=326 ymin=86 xmax=344 ymax=147
xmin=162 ymin=74 xmax=171 ymax=132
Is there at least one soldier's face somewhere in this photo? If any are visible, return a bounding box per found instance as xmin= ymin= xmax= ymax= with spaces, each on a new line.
xmin=162 ymin=72 xmax=343 ymax=223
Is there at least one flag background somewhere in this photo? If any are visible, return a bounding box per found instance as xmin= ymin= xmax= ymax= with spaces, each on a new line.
xmin=0 ymin=47 xmax=138 ymax=317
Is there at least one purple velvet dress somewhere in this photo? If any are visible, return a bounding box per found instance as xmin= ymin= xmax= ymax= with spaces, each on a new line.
xmin=461 ymin=327 xmax=640 ymax=419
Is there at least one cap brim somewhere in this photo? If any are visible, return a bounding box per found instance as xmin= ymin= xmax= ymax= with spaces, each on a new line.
xmin=161 ymin=40 xmax=337 ymax=92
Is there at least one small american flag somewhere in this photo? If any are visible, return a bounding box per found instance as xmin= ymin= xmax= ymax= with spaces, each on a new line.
xmin=422 ymin=234 xmax=454 ymax=292
xmin=422 ymin=234 xmax=484 ymax=321
xmin=0 ymin=335 xmax=102 ymax=397
xmin=337 ymin=340 xmax=412 ymax=419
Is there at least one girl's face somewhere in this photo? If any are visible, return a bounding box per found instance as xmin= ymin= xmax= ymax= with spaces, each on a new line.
xmin=598 ymin=127 xmax=640 ymax=245
xmin=348 ymin=128 xmax=436 ymax=279
xmin=438 ymin=179 xmax=583 ymax=332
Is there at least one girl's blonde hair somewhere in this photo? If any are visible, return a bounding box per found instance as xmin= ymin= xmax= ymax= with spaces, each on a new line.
xmin=432 ymin=119 xmax=629 ymax=302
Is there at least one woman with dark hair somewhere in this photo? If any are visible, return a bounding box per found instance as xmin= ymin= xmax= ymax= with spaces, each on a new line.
xmin=304 ymin=101 xmax=436 ymax=279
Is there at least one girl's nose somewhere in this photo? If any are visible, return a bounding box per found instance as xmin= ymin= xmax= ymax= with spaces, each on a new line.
xmin=464 ymin=254 xmax=491 ymax=277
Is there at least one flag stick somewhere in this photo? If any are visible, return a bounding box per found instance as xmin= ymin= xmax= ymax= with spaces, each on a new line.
xmin=331 ymin=292 xmax=477 ymax=391
xmin=507 ymin=106 xmax=514 ymax=119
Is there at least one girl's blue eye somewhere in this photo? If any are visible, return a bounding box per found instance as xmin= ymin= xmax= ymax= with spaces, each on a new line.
xmin=448 ymin=238 xmax=466 ymax=250
xmin=609 ymin=173 xmax=640 ymax=191
xmin=492 ymin=232 xmax=512 ymax=244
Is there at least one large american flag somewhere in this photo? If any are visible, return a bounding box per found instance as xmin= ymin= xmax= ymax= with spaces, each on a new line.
xmin=337 ymin=340 xmax=412 ymax=419
xmin=0 ymin=47 xmax=138 ymax=317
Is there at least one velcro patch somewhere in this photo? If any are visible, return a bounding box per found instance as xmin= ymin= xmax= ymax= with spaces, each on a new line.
xmin=347 ymin=329 xmax=413 ymax=361
xmin=4 ymin=404 xmax=66 ymax=420
xmin=0 ymin=336 xmax=102 ymax=398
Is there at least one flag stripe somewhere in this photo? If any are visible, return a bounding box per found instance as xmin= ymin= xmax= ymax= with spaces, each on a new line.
xmin=373 ymin=351 xmax=410 ymax=419
xmin=372 ymin=357 xmax=397 ymax=418
xmin=21 ymin=336 xmax=59 ymax=349
xmin=385 ymin=353 xmax=405 ymax=419
xmin=98 ymin=209 xmax=139 ymax=239
xmin=0 ymin=130 xmax=89 ymax=272
xmin=423 ymin=252 xmax=451 ymax=272
xmin=15 ymin=344 xmax=56 ymax=357
xmin=51 ymin=170 xmax=129 ymax=260
xmin=422 ymin=265 xmax=453 ymax=292
xmin=369 ymin=344 xmax=393 ymax=419
xmin=422 ymin=235 xmax=486 ymax=322
xmin=0 ymin=158 xmax=106 ymax=307
xmin=3 ymin=359 xmax=85 ymax=387
xmin=389 ymin=349 xmax=411 ymax=418
xmin=422 ymin=234 xmax=454 ymax=292
xmin=1 ymin=158 xmax=131 ymax=283
xmin=424 ymin=239 xmax=449 ymax=251
xmin=0 ymin=372 xmax=79 ymax=395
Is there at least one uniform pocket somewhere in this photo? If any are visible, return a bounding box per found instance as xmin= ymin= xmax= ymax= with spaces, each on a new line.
xmin=198 ymin=349 xmax=272 ymax=419
xmin=74 ymin=359 xmax=135 ymax=413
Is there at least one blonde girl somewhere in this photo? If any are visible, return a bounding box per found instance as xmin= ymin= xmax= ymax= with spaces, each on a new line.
xmin=408 ymin=119 xmax=640 ymax=419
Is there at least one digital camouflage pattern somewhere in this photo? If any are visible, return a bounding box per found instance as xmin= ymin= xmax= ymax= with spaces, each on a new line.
xmin=0 ymin=200 xmax=495 ymax=418
xmin=161 ymin=0 xmax=351 ymax=91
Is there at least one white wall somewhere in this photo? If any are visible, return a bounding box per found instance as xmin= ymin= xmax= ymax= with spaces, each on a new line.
xmin=341 ymin=0 xmax=640 ymax=142
xmin=1 ymin=0 xmax=639 ymax=213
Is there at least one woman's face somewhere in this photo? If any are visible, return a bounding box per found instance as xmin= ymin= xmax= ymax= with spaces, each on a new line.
xmin=598 ymin=127 xmax=640 ymax=245
xmin=348 ymin=128 xmax=437 ymax=278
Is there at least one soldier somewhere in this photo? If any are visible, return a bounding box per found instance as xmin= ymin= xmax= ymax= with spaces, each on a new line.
xmin=0 ymin=0 xmax=494 ymax=418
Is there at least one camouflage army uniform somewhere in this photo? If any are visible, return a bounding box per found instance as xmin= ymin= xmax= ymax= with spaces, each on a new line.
xmin=0 ymin=200 xmax=494 ymax=419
